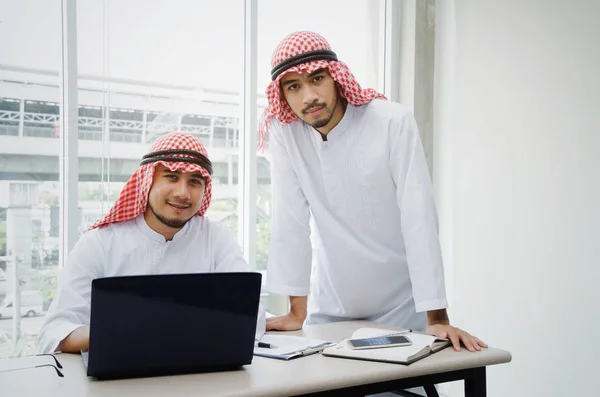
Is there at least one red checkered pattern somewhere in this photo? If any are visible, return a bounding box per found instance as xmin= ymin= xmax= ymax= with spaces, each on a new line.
xmin=89 ymin=131 xmax=213 ymax=230
xmin=258 ymin=31 xmax=386 ymax=150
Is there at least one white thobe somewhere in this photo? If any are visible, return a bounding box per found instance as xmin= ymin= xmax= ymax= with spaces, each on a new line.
xmin=265 ymin=99 xmax=447 ymax=332
xmin=38 ymin=215 xmax=266 ymax=354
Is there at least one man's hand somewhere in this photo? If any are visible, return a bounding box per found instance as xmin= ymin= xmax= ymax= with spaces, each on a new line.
xmin=426 ymin=308 xmax=488 ymax=352
xmin=266 ymin=312 xmax=305 ymax=331
xmin=57 ymin=326 xmax=90 ymax=353
xmin=266 ymin=295 xmax=307 ymax=331
xmin=426 ymin=323 xmax=488 ymax=352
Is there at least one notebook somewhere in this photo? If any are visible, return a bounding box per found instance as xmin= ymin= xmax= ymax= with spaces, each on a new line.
xmin=253 ymin=334 xmax=335 ymax=360
xmin=322 ymin=327 xmax=450 ymax=365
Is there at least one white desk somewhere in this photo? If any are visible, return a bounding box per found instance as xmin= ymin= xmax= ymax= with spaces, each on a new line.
xmin=0 ymin=321 xmax=511 ymax=397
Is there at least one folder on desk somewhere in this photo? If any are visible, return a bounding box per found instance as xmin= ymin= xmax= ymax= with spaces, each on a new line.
xmin=254 ymin=335 xmax=335 ymax=360
xmin=322 ymin=327 xmax=451 ymax=365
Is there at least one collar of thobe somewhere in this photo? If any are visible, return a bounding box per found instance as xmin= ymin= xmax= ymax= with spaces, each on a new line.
xmin=310 ymin=103 xmax=356 ymax=142
xmin=135 ymin=214 xmax=191 ymax=243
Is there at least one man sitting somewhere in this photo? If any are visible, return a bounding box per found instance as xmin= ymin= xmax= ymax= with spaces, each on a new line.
xmin=38 ymin=131 xmax=265 ymax=354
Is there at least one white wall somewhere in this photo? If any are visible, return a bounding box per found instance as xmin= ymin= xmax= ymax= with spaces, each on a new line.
xmin=434 ymin=1 xmax=600 ymax=396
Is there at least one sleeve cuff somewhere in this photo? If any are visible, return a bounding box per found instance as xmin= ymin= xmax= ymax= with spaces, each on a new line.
xmin=38 ymin=322 xmax=85 ymax=354
xmin=264 ymin=281 xmax=310 ymax=297
xmin=414 ymin=298 xmax=448 ymax=313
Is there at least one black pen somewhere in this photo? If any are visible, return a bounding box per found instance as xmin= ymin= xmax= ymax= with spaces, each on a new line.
xmin=257 ymin=342 xmax=277 ymax=349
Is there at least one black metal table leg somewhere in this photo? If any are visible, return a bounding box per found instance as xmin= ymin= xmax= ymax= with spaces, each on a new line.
xmin=424 ymin=384 xmax=440 ymax=397
xmin=464 ymin=367 xmax=486 ymax=397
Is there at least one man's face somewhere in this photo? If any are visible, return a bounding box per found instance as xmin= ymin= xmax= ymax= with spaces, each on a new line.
xmin=280 ymin=68 xmax=342 ymax=132
xmin=146 ymin=165 xmax=206 ymax=230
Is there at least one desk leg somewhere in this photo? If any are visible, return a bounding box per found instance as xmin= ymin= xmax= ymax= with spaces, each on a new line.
xmin=464 ymin=367 xmax=486 ymax=397
xmin=424 ymin=384 xmax=440 ymax=397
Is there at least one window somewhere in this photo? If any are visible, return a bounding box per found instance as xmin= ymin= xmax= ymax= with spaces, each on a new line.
xmin=0 ymin=0 xmax=62 ymax=358
xmin=256 ymin=0 xmax=383 ymax=314
xmin=0 ymin=0 xmax=394 ymax=357
xmin=76 ymin=0 xmax=243 ymax=235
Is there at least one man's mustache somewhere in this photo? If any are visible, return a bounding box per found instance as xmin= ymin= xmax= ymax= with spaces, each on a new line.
xmin=167 ymin=200 xmax=192 ymax=208
xmin=303 ymin=103 xmax=326 ymax=114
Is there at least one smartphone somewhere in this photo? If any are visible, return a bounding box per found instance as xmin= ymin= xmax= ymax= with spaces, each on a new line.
xmin=347 ymin=334 xmax=412 ymax=350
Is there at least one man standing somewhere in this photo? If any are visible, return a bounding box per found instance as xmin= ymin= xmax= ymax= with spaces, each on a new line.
xmin=261 ymin=31 xmax=485 ymax=353
xmin=38 ymin=131 xmax=265 ymax=354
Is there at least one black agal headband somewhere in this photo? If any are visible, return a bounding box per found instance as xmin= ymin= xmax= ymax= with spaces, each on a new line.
xmin=271 ymin=49 xmax=338 ymax=81
xmin=140 ymin=149 xmax=213 ymax=175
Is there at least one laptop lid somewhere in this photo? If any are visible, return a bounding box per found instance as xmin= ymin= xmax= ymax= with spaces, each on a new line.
xmin=87 ymin=272 xmax=262 ymax=379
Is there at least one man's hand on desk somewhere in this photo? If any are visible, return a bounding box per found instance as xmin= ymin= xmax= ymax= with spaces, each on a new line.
xmin=57 ymin=326 xmax=90 ymax=353
xmin=266 ymin=295 xmax=307 ymax=331
xmin=266 ymin=312 xmax=305 ymax=331
xmin=426 ymin=309 xmax=488 ymax=353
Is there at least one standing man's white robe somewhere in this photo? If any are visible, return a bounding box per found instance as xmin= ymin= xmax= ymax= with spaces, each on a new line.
xmin=38 ymin=215 xmax=266 ymax=353
xmin=265 ymin=99 xmax=447 ymax=331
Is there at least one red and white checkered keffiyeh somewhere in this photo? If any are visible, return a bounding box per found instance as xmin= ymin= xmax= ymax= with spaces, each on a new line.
xmin=89 ymin=131 xmax=213 ymax=230
xmin=258 ymin=31 xmax=386 ymax=150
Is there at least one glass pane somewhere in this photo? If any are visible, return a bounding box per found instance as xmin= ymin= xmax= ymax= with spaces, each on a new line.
xmin=76 ymin=0 xmax=243 ymax=235
xmin=0 ymin=1 xmax=62 ymax=357
xmin=256 ymin=0 xmax=382 ymax=314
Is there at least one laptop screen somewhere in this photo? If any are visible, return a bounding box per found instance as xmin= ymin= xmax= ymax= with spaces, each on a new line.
xmin=87 ymin=272 xmax=261 ymax=378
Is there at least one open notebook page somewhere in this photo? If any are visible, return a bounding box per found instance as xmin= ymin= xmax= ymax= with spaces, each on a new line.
xmin=322 ymin=327 xmax=449 ymax=364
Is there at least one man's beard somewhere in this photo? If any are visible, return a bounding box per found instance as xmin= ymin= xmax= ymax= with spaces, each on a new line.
xmin=148 ymin=202 xmax=192 ymax=229
xmin=304 ymin=95 xmax=338 ymax=129
xmin=310 ymin=110 xmax=335 ymax=128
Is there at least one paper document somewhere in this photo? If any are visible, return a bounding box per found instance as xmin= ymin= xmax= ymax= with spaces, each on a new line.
xmin=254 ymin=334 xmax=335 ymax=360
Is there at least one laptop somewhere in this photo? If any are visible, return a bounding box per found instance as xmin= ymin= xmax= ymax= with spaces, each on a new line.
xmin=81 ymin=272 xmax=262 ymax=379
